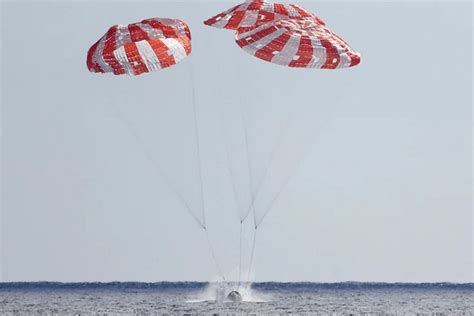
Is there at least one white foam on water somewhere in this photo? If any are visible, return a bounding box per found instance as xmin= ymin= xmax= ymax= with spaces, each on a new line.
xmin=187 ymin=281 xmax=270 ymax=303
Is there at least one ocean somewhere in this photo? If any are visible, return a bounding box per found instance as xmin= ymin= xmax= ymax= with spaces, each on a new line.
xmin=0 ymin=282 xmax=472 ymax=314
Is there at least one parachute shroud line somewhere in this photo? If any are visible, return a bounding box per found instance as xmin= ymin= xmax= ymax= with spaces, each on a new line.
xmin=244 ymin=110 xmax=292 ymax=228
xmin=109 ymin=101 xmax=205 ymax=230
xmin=188 ymin=61 xmax=226 ymax=282
xmin=246 ymin=228 xmax=258 ymax=287
xmin=189 ymin=61 xmax=207 ymax=228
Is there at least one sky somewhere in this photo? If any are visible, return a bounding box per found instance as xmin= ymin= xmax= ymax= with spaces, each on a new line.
xmin=1 ymin=0 xmax=472 ymax=283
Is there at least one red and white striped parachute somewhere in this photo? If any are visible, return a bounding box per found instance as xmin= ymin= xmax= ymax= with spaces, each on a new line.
xmin=87 ymin=18 xmax=192 ymax=76
xmin=235 ymin=18 xmax=361 ymax=69
xmin=204 ymin=0 xmax=324 ymax=30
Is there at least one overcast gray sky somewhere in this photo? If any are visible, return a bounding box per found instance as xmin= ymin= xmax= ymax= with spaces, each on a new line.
xmin=1 ymin=0 xmax=472 ymax=283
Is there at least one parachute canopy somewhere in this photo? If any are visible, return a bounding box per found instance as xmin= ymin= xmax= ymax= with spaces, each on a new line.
xmin=203 ymin=0 xmax=324 ymax=30
xmin=87 ymin=18 xmax=192 ymax=76
xmin=235 ymin=18 xmax=361 ymax=69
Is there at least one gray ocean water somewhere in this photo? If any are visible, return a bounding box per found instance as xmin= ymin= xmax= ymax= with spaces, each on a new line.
xmin=0 ymin=282 xmax=472 ymax=314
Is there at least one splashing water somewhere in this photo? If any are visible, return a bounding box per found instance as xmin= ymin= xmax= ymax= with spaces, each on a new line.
xmin=188 ymin=282 xmax=270 ymax=303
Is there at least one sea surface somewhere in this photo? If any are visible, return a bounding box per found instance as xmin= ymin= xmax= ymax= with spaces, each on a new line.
xmin=0 ymin=282 xmax=472 ymax=314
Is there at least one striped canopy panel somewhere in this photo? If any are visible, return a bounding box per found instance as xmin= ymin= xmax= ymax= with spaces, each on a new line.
xmin=87 ymin=18 xmax=192 ymax=76
xmin=204 ymin=0 xmax=324 ymax=30
xmin=235 ymin=18 xmax=361 ymax=69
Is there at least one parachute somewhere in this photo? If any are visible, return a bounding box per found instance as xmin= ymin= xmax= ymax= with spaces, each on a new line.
xmin=86 ymin=18 xmax=192 ymax=76
xmin=235 ymin=18 xmax=361 ymax=68
xmin=86 ymin=17 xmax=228 ymax=279
xmin=203 ymin=0 xmax=325 ymax=30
